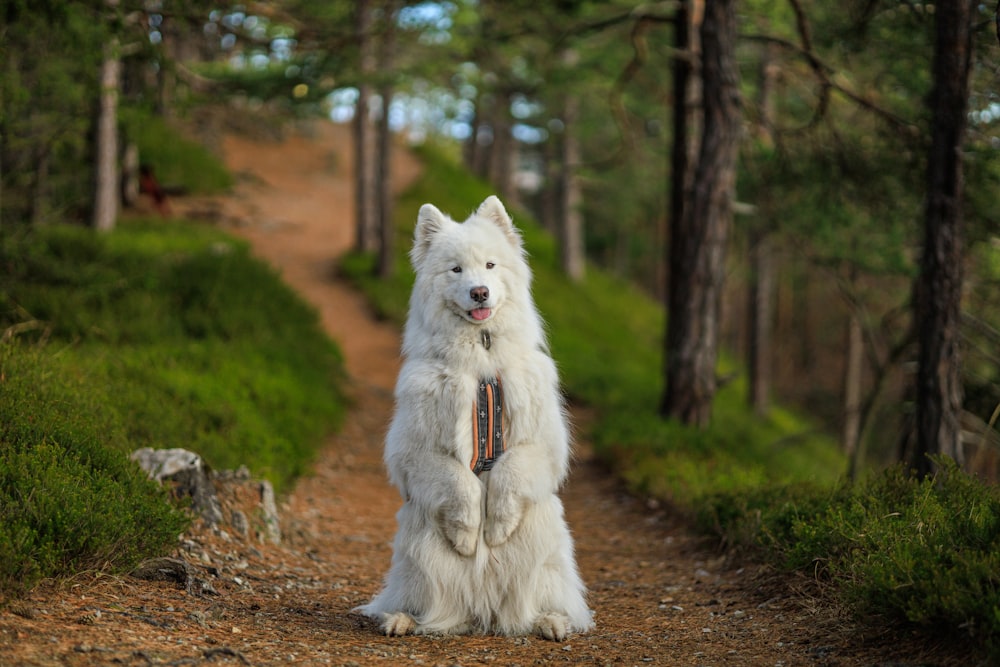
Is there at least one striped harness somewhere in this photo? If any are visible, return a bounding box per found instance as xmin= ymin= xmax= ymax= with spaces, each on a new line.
xmin=470 ymin=376 xmax=505 ymax=475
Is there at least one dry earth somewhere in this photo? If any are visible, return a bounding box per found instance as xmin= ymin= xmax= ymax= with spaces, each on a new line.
xmin=0 ymin=121 xmax=976 ymax=667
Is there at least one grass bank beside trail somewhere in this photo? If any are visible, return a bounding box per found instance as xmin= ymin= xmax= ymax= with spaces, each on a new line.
xmin=0 ymin=219 xmax=347 ymax=598
xmin=343 ymin=142 xmax=1000 ymax=660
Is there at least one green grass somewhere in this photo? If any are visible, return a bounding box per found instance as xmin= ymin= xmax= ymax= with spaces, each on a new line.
xmin=698 ymin=459 xmax=1000 ymax=658
xmin=341 ymin=140 xmax=1000 ymax=660
xmin=0 ymin=218 xmax=346 ymax=597
xmin=121 ymin=109 xmax=233 ymax=195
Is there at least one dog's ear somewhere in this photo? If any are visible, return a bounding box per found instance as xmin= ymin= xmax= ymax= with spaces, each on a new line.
xmin=411 ymin=203 xmax=447 ymax=268
xmin=477 ymin=196 xmax=523 ymax=249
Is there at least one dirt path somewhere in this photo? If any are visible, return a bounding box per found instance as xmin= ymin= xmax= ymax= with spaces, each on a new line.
xmin=0 ymin=122 xmax=962 ymax=667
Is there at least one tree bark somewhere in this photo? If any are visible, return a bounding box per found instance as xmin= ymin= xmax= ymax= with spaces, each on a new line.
xmin=911 ymin=0 xmax=973 ymax=476
xmin=353 ymin=0 xmax=378 ymax=253
xmin=842 ymin=302 xmax=864 ymax=467
xmin=746 ymin=41 xmax=777 ymax=416
xmin=748 ymin=232 xmax=774 ymax=415
xmin=490 ymin=89 xmax=516 ymax=207
xmin=93 ymin=26 xmax=121 ymax=233
xmin=376 ymin=1 xmax=399 ymax=279
xmin=122 ymin=141 xmax=140 ymax=208
xmin=662 ymin=0 xmax=740 ymax=427
xmin=559 ymin=58 xmax=585 ymax=282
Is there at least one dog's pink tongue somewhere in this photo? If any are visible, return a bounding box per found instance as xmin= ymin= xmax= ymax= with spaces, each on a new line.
xmin=470 ymin=308 xmax=491 ymax=321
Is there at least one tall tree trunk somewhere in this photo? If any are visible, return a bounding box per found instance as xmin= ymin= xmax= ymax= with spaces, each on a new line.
xmin=463 ymin=100 xmax=480 ymax=173
xmin=559 ymin=59 xmax=585 ymax=282
xmin=376 ymin=0 xmax=399 ymax=279
xmin=748 ymin=232 xmax=774 ymax=415
xmin=490 ymin=89 xmax=516 ymax=206
xmin=842 ymin=302 xmax=864 ymax=474
xmin=30 ymin=144 xmax=50 ymax=226
xmin=353 ymin=0 xmax=378 ymax=252
xmin=791 ymin=262 xmax=814 ymax=374
xmin=122 ymin=141 xmax=140 ymax=208
xmin=541 ymin=130 xmax=560 ymax=235
xmin=747 ymin=41 xmax=777 ymax=416
xmin=662 ymin=0 xmax=740 ymax=427
xmin=911 ymin=0 xmax=973 ymax=476
xmin=93 ymin=20 xmax=121 ymax=233
xmin=662 ymin=0 xmax=693 ymax=419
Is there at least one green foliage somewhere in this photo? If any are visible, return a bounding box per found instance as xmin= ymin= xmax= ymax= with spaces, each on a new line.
xmin=0 ymin=344 xmax=189 ymax=598
xmin=0 ymin=220 xmax=346 ymax=597
xmin=0 ymin=2 xmax=106 ymax=224
xmin=702 ymin=459 xmax=1000 ymax=658
xmin=120 ymin=110 xmax=234 ymax=196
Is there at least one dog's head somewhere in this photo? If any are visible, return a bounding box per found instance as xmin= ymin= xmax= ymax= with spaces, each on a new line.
xmin=409 ymin=196 xmax=529 ymax=327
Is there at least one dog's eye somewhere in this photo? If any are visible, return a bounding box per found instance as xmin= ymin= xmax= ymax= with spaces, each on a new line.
xmin=451 ymin=266 xmax=462 ymax=273
xmin=486 ymin=262 xmax=495 ymax=270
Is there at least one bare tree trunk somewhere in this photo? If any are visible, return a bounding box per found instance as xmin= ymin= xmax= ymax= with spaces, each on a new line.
xmin=559 ymin=61 xmax=585 ymax=282
xmin=490 ymin=89 xmax=516 ymax=206
xmin=662 ymin=0 xmax=740 ymax=427
xmin=30 ymin=144 xmax=50 ymax=226
xmin=463 ymin=101 xmax=480 ymax=173
xmin=661 ymin=0 xmax=692 ymax=419
xmin=353 ymin=0 xmax=378 ymax=252
xmin=122 ymin=141 xmax=139 ymax=208
xmin=791 ymin=263 xmax=814 ymax=374
xmin=842 ymin=302 xmax=864 ymax=470
xmin=541 ymin=131 xmax=560 ymax=235
xmin=746 ymin=40 xmax=777 ymax=416
xmin=748 ymin=232 xmax=774 ymax=415
xmin=93 ymin=21 xmax=121 ymax=233
xmin=376 ymin=0 xmax=399 ymax=279
xmin=911 ymin=0 xmax=973 ymax=476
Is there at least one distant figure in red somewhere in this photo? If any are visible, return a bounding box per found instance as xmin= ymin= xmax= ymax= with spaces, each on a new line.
xmin=139 ymin=164 xmax=170 ymax=216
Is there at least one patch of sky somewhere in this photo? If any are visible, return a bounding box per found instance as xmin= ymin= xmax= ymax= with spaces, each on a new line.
xmin=399 ymin=1 xmax=457 ymax=45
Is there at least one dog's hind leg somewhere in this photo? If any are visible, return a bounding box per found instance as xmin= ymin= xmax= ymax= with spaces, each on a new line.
xmin=381 ymin=611 xmax=418 ymax=637
xmin=533 ymin=612 xmax=570 ymax=641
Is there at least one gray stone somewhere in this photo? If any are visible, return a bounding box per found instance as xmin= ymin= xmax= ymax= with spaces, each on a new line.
xmin=258 ymin=480 xmax=281 ymax=545
xmin=131 ymin=447 xmax=223 ymax=525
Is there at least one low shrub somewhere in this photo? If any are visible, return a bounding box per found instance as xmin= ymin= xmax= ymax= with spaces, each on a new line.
xmin=701 ymin=459 xmax=1000 ymax=657
xmin=120 ymin=109 xmax=233 ymax=195
xmin=0 ymin=219 xmax=346 ymax=597
xmin=0 ymin=344 xmax=189 ymax=596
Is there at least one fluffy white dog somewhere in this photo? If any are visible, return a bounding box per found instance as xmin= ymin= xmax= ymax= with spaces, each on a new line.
xmin=356 ymin=196 xmax=593 ymax=641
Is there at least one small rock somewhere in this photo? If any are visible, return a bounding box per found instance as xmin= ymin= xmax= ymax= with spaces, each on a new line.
xmin=131 ymin=448 xmax=223 ymax=524
xmin=231 ymin=509 xmax=249 ymax=537
xmin=130 ymin=557 xmax=192 ymax=585
xmin=258 ymin=480 xmax=281 ymax=544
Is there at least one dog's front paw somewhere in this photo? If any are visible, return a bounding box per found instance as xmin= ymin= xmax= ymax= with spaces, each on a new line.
xmin=444 ymin=522 xmax=479 ymax=556
xmin=382 ymin=611 xmax=417 ymax=637
xmin=440 ymin=484 xmax=482 ymax=556
xmin=533 ymin=612 xmax=570 ymax=641
xmin=484 ymin=491 xmax=524 ymax=547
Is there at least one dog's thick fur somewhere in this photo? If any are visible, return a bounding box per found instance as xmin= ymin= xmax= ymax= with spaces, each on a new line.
xmin=356 ymin=196 xmax=592 ymax=641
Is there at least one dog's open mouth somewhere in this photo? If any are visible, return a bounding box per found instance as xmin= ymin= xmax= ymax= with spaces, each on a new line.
xmin=469 ymin=307 xmax=492 ymax=321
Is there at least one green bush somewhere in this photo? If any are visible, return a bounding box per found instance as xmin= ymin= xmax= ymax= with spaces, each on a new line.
xmin=120 ymin=109 xmax=233 ymax=195
xmin=700 ymin=459 xmax=1000 ymax=657
xmin=0 ymin=219 xmax=346 ymax=597
xmin=0 ymin=345 xmax=189 ymax=596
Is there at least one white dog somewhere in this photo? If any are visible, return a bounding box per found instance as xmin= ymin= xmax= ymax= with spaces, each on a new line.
xmin=356 ymin=196 xmax=593 ymax=641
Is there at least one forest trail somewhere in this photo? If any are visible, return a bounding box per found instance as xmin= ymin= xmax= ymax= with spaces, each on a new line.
xmin=0 ymin=121 xmax=957 ymax=667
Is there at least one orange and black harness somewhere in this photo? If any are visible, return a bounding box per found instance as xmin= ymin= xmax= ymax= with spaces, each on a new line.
xmin=470 ymin=376 xmax=505 ymax=475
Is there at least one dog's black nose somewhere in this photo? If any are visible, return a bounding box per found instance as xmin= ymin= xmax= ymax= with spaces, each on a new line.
xmin=470 ymin=286 xmax=489 ymax=303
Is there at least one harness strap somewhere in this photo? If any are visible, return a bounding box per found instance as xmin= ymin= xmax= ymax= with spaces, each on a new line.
xmin=470 ymin=375 xmax=505 ymax=475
